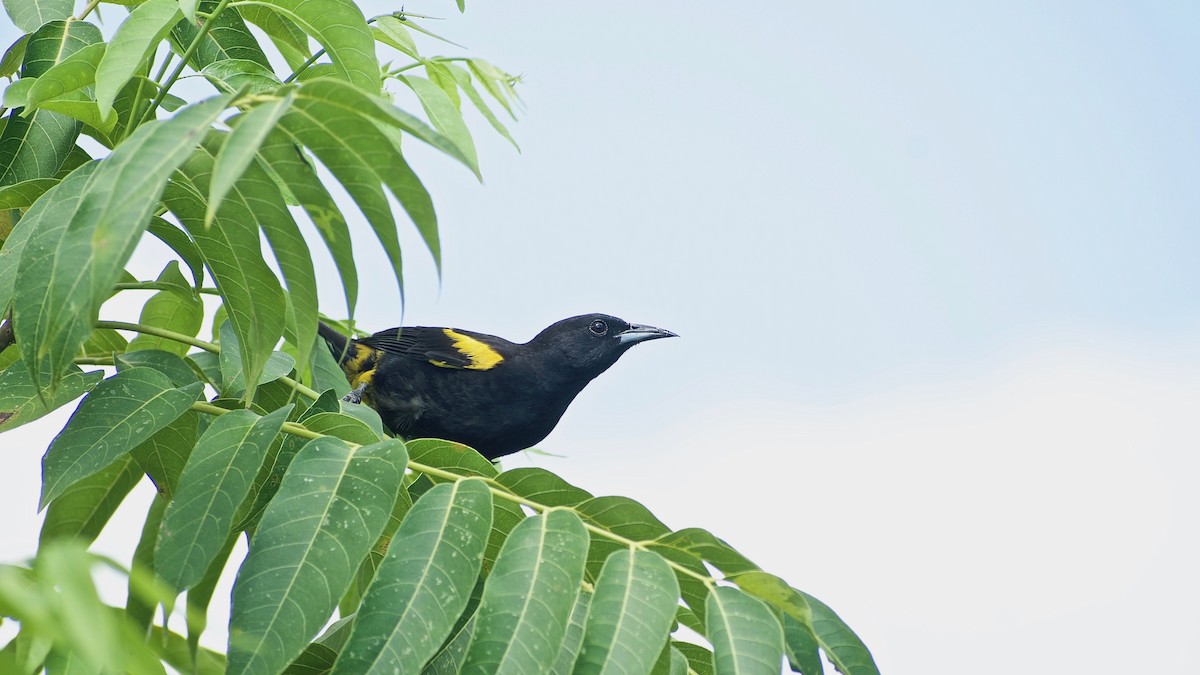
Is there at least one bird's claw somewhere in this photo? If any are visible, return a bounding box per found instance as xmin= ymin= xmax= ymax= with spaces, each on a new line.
xmin=343 ymin=383 xmax=367 ymax=404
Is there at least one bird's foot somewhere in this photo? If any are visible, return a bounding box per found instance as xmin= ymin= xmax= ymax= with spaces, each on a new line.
xmin=343 ymin=383 xmax=367 ymax=404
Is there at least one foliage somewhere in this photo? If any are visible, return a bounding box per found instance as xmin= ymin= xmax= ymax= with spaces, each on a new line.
xmin=0 ymin=1 xmax=878 ymax=673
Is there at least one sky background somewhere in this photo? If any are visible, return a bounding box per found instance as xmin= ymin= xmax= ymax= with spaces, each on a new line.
xmin=4 ymin=2 xmax=1200 ymax=673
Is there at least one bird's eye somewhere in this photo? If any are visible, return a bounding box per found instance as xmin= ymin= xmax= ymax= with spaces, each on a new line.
xmin=588 ymin=319 xmax=608 ymax=336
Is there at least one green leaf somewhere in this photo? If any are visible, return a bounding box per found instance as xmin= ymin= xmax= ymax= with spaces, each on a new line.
xmin=146 ymin=216 xmax=205 ymax=287
xmin=0 ymin=361 xmax=102 ymax=432
xmin=127 ymin=494 xmax=167 ymax=632
xmin=398 ymin=75 xmax=478 ymax=175
xmin=24 ymin=42 xmax=105 ymax=109
xmin=281 ymin=80 xmax=441 ymax=294
xmin=39 ymin=367 xmax=203 ymax=508
xmin=201 ymin=58 xmax=283 ymax=95
xmin=444 ymin=62 xmax=513 ymax=149
xmin=2 ymin=0 xmax=71 ymax=32
xmin=468 ymin=59 xmax=519 ymax=118
xmin=38 ymin=455 xmax=142 ymax=545
xmin=0 ymin=165 xmax=96 ymax=332
xmin=301 ymin=410 xmax=380 ymax=445
xmin=236 ymin=4 xmax=310 ymax=71
xmin=0 ymin=34 xmax=29 ymax=79
xmin=654 ymin=528 xmax=759 ymax=577
xmin=233 ymin=390 xmax=340 ymax=532
xmin=255 ymin=128 xmax=357 ymax=315
xmin=0 ymin=20 xmax=102 ymax=186
xmin=574 ymin=549 xmax=679 ymax=675
xmin=372 ymin=17 xmax=417 ymax=58
xmin=200 ymin=125 xmax=318 ymax=373
xmin=576 ymin=496 xmax=671 ymax=583
xmin=783 ymin=614 xmax=823 ymax=675
xmin=732 ymin=573 xmax=877 ymax=675
xmin=259 ymin=0 xmax=378 ymax=91
xmin=705 ymin=586 xmax=784 ymax=675
xmin=218 ymin=322 xmax=297 ymax=397
xmin=227 ymin=437 xmax=407 ymax=675
xmin=127 ymin=408 xmax=200 ymax=500
xmin=333 ymin=479 xmax=493 ymax=674
xmin=548 ymin=590 xmax=590 ymax=675
xmin=0 ymin=177 xmax=58 ymax=211
xmin=170 ymin=0 xmax=272 ymax=72
xmin=423 ymin=61 xmax=460 ymax=109
xmin=126 ymin=275 xmax=205 ymax=358
xmin=495 ymin=467 xmax=592 ymax=507
xmin=673 ymin=642 xmax=714 ymax=675
xmin=80 ymin=327 xmax=128 ymax=359
xmin=208 ymin=91 xmax=294 ymax=226
xmin=13 ymin=95 xmax=232 ymax=393
xmin=406 ymin=438 xmax=497 ymax=478
xmin=95 ymin=0 xmax=183 ymax=121
xmin=164 ymin=148 xmax=287 ymax=404
xmin=157 ymin=406 xmax=290 ymax=593
xmin=461 ymin=509 xmax=590 ymax=675
xmin=118 ymin=349 xmax=202 ymax=388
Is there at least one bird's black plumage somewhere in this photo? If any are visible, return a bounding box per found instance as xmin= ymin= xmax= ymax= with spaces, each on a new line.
xmin=317 ymin=314 xmax=676 ymax=459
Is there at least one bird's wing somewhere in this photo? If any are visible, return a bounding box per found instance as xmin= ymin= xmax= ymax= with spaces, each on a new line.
xmin=359 ymin=326 xmax=507 ymax=370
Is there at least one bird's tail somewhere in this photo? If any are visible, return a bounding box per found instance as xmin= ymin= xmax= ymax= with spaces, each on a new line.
xmin=318 ymin=321 xmax=353 ymax=366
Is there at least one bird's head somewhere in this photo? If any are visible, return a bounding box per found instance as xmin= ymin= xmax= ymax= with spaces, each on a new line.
xmin=530 ymin=313 xmax=677 ymax=376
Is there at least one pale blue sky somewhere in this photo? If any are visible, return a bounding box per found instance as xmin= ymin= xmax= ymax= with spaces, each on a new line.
xmin=3 ymin=3 xmax=1199 ymax=673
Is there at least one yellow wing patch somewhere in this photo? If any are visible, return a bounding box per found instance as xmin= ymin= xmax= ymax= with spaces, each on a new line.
xmin=432 ymin=328 xmax=505 ymax=370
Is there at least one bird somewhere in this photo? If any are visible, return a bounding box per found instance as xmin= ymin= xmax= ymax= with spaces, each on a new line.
xmin=317 ymin=313 xmax=677 ymax=459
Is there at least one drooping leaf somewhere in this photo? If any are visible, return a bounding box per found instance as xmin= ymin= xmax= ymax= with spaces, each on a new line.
xmin=125 ymin=408 xmax=200 ymax=501
xmin=732 ymin=573 xmax=877 ymax=675
xmin=461 ymin=509 xmax=590 ymax=675
xmin=94 ymin=0 xmax=183 ymax=120
xmin=226 ymin=437 xmax=407 ymax=675
xmin=38 ymin=455 xmax=142 ymax=546
xmin=548 ymin=590 xmax=590 ymax=675
xmin=280 ymin=80 xmax=441 ymax=297
xmin=783 ymin=614 xmax=823 ymax=675
xmin=127 ymin=494 xmax=168 ymax=632
xmin=39 ymin=367 xmax=203 ymax=508
xmin=372 ymin=17 xmax=417 ymax=58
xmin=333 ymin=479 xmax=492 ymax=674
xmin=254 ymin=128 xmax=358 ymax=316
xmin=397 ymin=75 xmax=478 ymax=175
xmin=146 ymin=216 xmax=205 ymax=287
xmin=163 ymin=132 xmax=287 ymax=403
xmin=574 ymin=549 xmax=680 ymax=675
xmin=0 ymin=34 xmax=29 ymax=78
xmin=201 ymin=124 xmax=317 ymax=372
xmin=705 ymin=586 xmax=785 ymax=675
xmin=0 ymin=361 xmax=102 ymax=432
xmin=208 ymin=90 xmax=295 ymax=226
xmin=156 ymin=406 xmax=290 ymax=593
xmin=446 ymin=63 xmax=519 ymax=151
xmin=13 ymin=95 xmax=232 ymax=393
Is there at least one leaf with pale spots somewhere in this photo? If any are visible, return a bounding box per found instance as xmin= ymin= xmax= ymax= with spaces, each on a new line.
xmin=156 ymin=406 xmax=291 ymax=593
xmin=461 ymin=509 xmax=589 ymax=675
xmin=39 ymin=367 xmax=202 ymax=509
xmin=226 ymin=436 xmax=406 ymax=675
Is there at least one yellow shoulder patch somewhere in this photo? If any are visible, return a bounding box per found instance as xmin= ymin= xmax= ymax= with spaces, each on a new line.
xmin=437 ymin=328 xmax=505 ymax=370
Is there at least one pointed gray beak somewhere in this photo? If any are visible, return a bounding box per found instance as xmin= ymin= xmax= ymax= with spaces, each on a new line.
xmin=617 ymin=323 xmax=678 ymax=345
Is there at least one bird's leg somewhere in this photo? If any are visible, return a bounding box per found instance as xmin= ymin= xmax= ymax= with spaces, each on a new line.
xmin=343 ymin=382 xmax=368 ymax=404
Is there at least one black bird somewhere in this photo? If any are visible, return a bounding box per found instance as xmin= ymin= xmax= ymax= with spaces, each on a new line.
xmin=317 ymin=314 xmax=676 ymax=459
